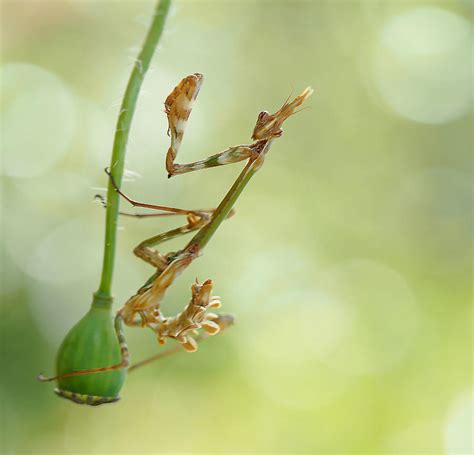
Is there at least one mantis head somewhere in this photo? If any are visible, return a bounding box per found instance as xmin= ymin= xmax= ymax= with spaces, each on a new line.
xmin=251 ymin=87 xmax=313 ymax=141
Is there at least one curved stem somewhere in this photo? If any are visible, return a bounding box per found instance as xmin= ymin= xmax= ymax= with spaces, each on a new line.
xmin=93 ymin=0 xmax=172 ymax=309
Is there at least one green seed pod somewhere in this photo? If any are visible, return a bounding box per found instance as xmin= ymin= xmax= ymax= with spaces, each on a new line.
xmin=54 ymin=305 xmax=126 ymax=406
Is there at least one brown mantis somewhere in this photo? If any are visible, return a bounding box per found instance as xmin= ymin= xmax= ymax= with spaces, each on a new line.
xmin=39 ymin=73 xmax=313 ymax=387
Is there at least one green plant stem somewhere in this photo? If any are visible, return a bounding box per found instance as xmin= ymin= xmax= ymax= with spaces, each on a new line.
xmin=93 ymin=0 xmax=172 ymax=309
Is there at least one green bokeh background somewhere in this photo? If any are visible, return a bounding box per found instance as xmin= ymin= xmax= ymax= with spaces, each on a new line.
xmin=1 ymin=1 xmax=472 ymax=453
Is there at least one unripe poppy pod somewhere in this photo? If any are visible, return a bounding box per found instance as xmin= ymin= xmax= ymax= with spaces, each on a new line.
xmin=54 ymin=307 xmax=126 ymax=405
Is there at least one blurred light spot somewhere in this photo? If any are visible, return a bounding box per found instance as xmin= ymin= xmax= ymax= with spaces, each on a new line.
xmin=240 ymin=288 xmax=353 ymax=410
xmin=3 ymin=173 xmax=98 ymax=280
xmin=371 ymin=8 xmax=472 ymax=124
xmin=0 ymin=185 xmax=23 ymax=298
xmin=80 ymin=98 xmax=113 ymax=170
xmin=1 ymin=63 xmax=77 ymax=177
xmin=315 ymin=259 xmax=419 ymax=375
xmin=3 ymin=189 xmax=63 ymax=276
xmin=27 ymin=281 xmax=92 ymax=346
xmin=28 ymin=253 xmax=144 ymax=346
xmin=0 ymin=242 xmax=23 ymax=299
xmin=234 ymin=247 xmax=317 ymax=312
xmin=444 ymin=389 xmax=473 ymax=454
xmin=387 ymin=169 xmax=472 ymax=274
xmin=10 ymin=171 xmax=92 ymax=217
xmin=25 ymin=217 xmax=102 ymax=285
xmin=382 ymin=8 xmax=470 ymax=55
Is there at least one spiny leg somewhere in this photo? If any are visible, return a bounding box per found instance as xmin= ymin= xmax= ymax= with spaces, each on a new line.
xmin=38 ymin=314 xmax=130 ymax=382
xmin=165 ymin=73 xmax=256 ymax=177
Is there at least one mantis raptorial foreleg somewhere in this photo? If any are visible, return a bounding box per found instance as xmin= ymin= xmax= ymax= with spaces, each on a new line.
xmin=167 ymin=144 xmax=255 ymax=177
xmin=39 ymin=73 xmax=312 ymax=383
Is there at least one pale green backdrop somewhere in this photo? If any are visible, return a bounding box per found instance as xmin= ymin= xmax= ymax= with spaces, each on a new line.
xmin=1 ymin=1 xmax=472 ymax=453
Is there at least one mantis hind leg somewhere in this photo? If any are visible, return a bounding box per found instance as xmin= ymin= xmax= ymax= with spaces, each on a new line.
xmin=103 ymin=167 xmax=233 ymax=269
xmin=104 ymin=166 xmax=203 ymax=215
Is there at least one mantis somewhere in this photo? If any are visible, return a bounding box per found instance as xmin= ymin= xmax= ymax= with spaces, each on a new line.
xmin=38 ymin=73 xmax=313 ymax=405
